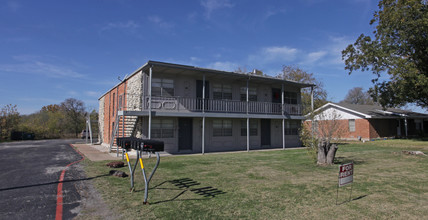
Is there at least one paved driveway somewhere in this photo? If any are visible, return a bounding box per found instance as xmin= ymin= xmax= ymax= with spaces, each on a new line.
xmin=0 ymin=139 xmax=85 ymax=220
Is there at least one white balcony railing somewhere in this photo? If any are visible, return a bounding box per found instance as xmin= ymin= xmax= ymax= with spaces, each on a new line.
xmin=142 ymin=96 xmax=303 ymax=115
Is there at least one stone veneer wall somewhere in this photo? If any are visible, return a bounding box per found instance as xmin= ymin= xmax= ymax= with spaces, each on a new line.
xmin=126 ymin=70 xmax=143 ymax=111
xmin=126 ymin=70 xmax=143 ymax=138
xmin=98 ymin=96 xmax=105 ymax=144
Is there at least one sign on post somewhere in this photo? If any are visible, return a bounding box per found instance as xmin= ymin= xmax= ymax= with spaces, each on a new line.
xmin=338 ymin=162 xmax=353 ymax=187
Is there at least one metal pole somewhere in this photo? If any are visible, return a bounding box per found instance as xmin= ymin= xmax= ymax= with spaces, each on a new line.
xmin=88 ymin=116 xmax=93 ymax=144
xmin=202 ymin=117 xmax=205 ymax=154
xmin=246 ymin=78 xmax=249 ymax=152
xmin=404 ymin=117 xmax=408 ymax=138
xmin=202 ymin=75 xmax=205 ymax=155
xmin=247 ymin=118 xmax=249 ymax=152
xmin=311 ymin=86 xmax=314 ymax=112
xmin=148 ymin=66 xmax=153 ymax=139
xmin=282 ymin=84 xmax=285 ymax=150
xmin=85 ymin=118 xmax=88 ymax=144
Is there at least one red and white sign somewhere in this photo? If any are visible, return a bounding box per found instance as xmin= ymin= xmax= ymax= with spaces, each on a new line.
xmin=338 ymin=162 xmax=353 ymax=187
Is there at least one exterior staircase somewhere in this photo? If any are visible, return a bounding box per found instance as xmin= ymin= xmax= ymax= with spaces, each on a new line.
xmin=109 ymin=113 xmax=138 ymax=157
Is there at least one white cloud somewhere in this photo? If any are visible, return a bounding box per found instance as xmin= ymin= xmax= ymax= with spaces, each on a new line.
xmin=201 ymin=0 xmax=234 ymax=19
xmin=0 ymin=56 xmax=85 ymax=78
xmin=249 ymin=46 xmax=299 ymax=65
xmin=206 ymin=61 xmax=238 ymax=72
xmin=101 ymin=20 xmax=140 ymax=32
xmin=7 ymin=1 xmax=21 ymax=12
xmin=85 ymin=91 xmax=99 ymax=97
xmin=148 ymin=16 xmax=173 ymax=28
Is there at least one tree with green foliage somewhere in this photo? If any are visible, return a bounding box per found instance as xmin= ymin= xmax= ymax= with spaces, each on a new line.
xmin=342 ymin=0 xmax=428 ymax=109
xmin=278 ymin=65 xmax=328 ymax=114
xmin=0 ymin=104 xmax=20 ymax=141
xmin=61 ymin=98 xmax=86 ymax=137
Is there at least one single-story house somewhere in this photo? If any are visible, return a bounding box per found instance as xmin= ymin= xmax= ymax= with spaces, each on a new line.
xmin=307 ymin=102 xmax=428 ymax=140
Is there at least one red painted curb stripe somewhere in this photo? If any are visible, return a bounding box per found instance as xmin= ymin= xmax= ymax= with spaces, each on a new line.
xmin=55 ymin=144 xmax=85 ymax=220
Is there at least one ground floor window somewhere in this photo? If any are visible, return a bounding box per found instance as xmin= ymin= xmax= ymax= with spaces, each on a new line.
xmin=285 ymin=120 xmax=300 ymax=135
xmin=152 ymin=118 xmax=174 ymax=138
xmin=349 ymin=119 xmax=355 ymax=132
xmin=213 ymin=119 xmax=232 ymax=136
xmin=241 ymin=119 xmax=258 ymax=136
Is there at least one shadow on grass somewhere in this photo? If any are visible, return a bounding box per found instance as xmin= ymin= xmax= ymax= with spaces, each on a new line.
xmin=0 ymin=174 xmax=109 ymax=192
xmin=148 ymin=178 xmax=226 ymax=205
xmin=337 ymin=194 xmax=368 ymax=205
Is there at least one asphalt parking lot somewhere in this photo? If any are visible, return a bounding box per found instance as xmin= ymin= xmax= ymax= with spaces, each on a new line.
xmin=0 ymin=139 xmax=85 ymax=220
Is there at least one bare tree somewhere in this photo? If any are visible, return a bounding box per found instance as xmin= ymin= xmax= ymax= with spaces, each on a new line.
xmin=301 ymin=109 xmax=346 ymax=165
xmin=340 ymin=87 xmax=374 ymax=105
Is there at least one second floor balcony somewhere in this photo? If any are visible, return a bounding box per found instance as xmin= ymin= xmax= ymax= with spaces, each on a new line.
xmin=142 ymin=96 xmax=303 ymax=116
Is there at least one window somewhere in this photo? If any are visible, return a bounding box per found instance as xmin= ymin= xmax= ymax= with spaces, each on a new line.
xmin=213 ymin=84 xmax=232 ymax=100
xmin=152 ymin=119 xmax=174 ymax=138
xmin=241 ymin=120 xmax=258 ymax=136
xmin=213 ymin=119 xmax=232 ymax=136
xmin=152 ymin=78 xmax=174 ymax=97
xmin=112 ymin=93 xmax=115 ymax=116
xmin=349 ymin=119 xmax=355 ymax=132
xmin=285 ymin=120 xmax=300 ymax=135
xmin=284 ymin=92 xmax=297 ymax=104
xmin=118 ymin=95 xmax=122 ymax=110
xmin=240 ymin=87 xmax=257 ymax=101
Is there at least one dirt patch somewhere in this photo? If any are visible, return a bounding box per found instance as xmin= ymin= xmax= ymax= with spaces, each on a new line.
xmin=74 ymin=165 xmax=120 ymax=220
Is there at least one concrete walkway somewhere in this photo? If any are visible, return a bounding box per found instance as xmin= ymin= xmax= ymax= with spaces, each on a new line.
xmin=72 ymin=144 xmax=121 ymax=161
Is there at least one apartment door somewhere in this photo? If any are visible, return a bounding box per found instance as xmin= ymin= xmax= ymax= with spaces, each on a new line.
xmin=272 ymin=88 xmax=282 ymax=113
xmin=261 ymin=119 xmax=271 ymax=147
xmin=178 ymin=118 xmax=193 ymax=151
xmin=196 ymin=80 xmax=209 ymax=111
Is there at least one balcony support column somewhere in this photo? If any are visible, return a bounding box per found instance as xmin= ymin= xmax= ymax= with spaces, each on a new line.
xmin=148 ymin=65 xmax=152 ymax=139
xmin=282 ymin=84 xmax=285 ymax=150
xmin=246 ymin=77 xmax=249 ymax=152
xmin=202 ymin=74 xmax=206 ymax=154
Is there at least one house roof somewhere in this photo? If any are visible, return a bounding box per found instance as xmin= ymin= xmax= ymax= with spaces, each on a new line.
xmin=99 ymin=60 xmax=315 ymax=99
xmin=315 ymin=102 xmax=428 ymax=119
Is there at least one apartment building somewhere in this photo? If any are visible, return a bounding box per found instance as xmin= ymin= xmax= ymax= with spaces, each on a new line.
xmin=99 ymin=61 xmax=314 ymax=154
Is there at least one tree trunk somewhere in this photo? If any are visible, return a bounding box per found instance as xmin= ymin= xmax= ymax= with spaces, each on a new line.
xmin=326 ymin=144 xmax=338 ymax=165
xmin=317 ymin=141 xmax=327 ymax=165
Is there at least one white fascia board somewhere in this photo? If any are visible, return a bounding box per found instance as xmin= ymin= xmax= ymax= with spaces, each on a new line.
xmin=309 ymin=103 xmax=372 ymax=119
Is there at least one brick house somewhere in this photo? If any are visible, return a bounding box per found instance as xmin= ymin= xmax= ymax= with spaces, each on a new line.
xmin=308 ymin=102 xmax=428 ymax=140
xmin=98 ymin=60 xmax=314 ymax=154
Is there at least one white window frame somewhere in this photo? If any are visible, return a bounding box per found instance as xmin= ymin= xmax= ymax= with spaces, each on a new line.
xmin=152 ymin=78 xmax=174 ymax=97
xmin=349 ymin=119 xmax=356 ymax=132
xmin=152 ymin=118 xmax=174 ymax=138
xmin=213 ymin=84 xmax=232 ymax=100
xmin=213 ymin=119 xmax=232 ymax=136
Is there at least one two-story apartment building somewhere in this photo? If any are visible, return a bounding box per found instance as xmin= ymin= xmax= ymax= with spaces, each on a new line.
xmin=99 ymin=61 xmax=314 ymax=154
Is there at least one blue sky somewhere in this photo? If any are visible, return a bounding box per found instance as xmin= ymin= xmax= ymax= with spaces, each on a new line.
xmin=1 ymin=0 xmax=423 ymax=114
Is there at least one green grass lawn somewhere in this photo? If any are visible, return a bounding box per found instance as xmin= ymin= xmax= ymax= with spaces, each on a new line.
xmin=81 ymin=139 xmax=428 ymax=219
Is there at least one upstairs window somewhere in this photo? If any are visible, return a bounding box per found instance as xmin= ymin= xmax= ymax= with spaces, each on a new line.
xmin=349 ymin=119 xmax=355 ymax=132
xmin=213 ymin=119 xmax=232 ymax=136
xmin=284 ymin=92 xmax=298 ymax=104
xmin=241 ymin=119 xmax=258 ymax=136
xmin=152 ymin=119 xmax=174 ymax=138
xmin=240 ymin=87 xmax=257 ymax=101
xmin=112 ymin=93 xmax=115 ymax=116
xmin=152 ymin=78 xmax=174 ymax=97
xmin=213 ymin=84 xmax=232 ymax=100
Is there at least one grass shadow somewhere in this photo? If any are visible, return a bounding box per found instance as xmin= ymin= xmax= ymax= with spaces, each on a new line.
xmin=334 ymin=157 xmax=365 ymax=165
xmin=147 ymin=178 xmax=226 ymax=205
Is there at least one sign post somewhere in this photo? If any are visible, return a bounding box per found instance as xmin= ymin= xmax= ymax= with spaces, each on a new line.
xmin=336 ymin=162 xmax=354 ymax=205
